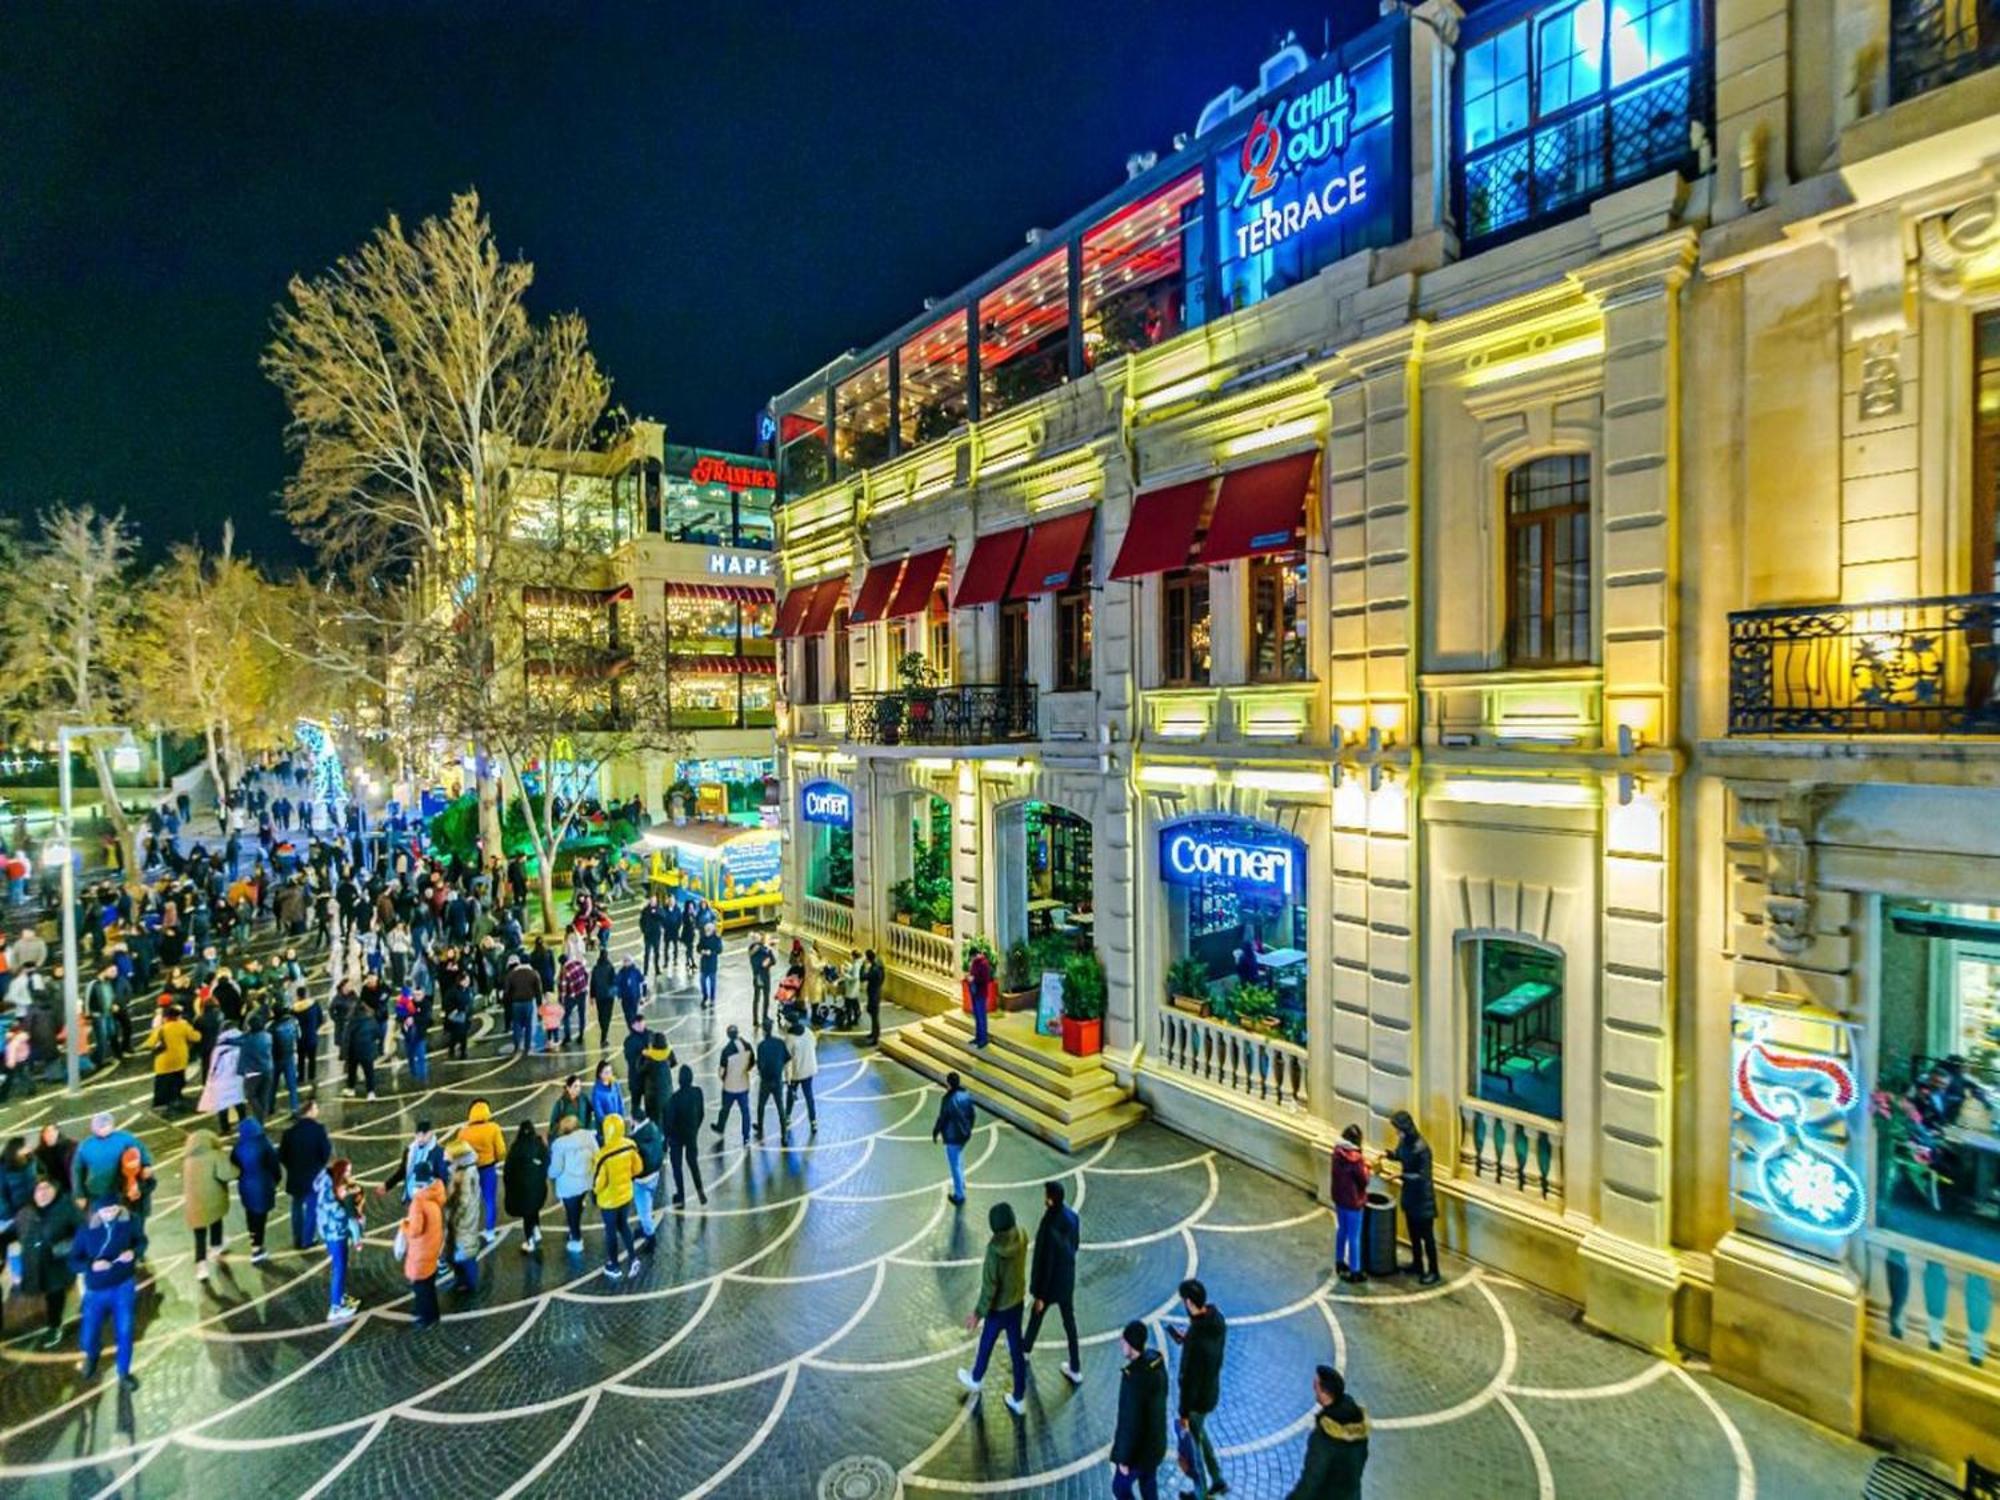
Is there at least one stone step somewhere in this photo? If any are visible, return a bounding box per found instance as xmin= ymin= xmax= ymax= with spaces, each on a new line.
xmin=882 ymin=1029 xmax=1147 ymax=1153
xmin=932 ymin=1009 xmax=1104 ymax=1078
xmin=909 ymin=1019 xmax=1115 ymax=1103
xmin=890 ymin=1024 xmax=1126 ymax=1125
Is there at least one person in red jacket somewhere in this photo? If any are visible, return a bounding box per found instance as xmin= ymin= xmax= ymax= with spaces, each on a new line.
xmin=1331 ymin=1124 xmax=1371 ymax=1283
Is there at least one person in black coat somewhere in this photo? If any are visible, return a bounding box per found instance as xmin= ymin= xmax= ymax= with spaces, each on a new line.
xmin=1110 ymin=1319 xmax=1168 ymax=1500
xmin=663 ymin=1065 xmax=707 ymax=1209
xmin=278 ymin=1100 xmax=333 ymax=1251
xmin=13 ymin=1179 xmax=82 ymax=1349
xmin=1285 ymin=1364 xmax=1369 ymax=1500
xmin=343 ymin=1004 xmax=381 ymax=1100
xmin=1387 ymin=1109 xmax=1439 ymax=1284
xmin=1169 ymin=1277 xmax=1228 ymax=1498
xmin=862 ymin=949 xmax=885 ymax=1045
xmin=502 ymin=1121 xmax=550 ymax=1251
xmin=1022 ymin=1180 xmax=1082 ymax=1382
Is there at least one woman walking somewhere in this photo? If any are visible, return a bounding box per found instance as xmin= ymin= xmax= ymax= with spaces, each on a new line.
xmin=13 ymin=1178 xmax=81 ymax=1348
xmin=442 ymin=1143 xmax=483 ymax=1295
xmin=315 ymin=1158 xmax=364 ymax=1322
xmin=399 ymin=1170 xmax=446 ymax=1328
xmin=230 ymin=1117 xmax=280 ymax=1263
xmin=181 ymin=1129 xmax=235 ymax=1282
xmin=588 ymin=1062 xmax=626 ymax=1131
xmin=549 ymin=1115 xmax=596 ymax=1256
xmin=503 ymin=1121 xmax=550 ymax=1253
xmin=458 ymin=1100 xmax=506 ymax=1243
xmin=591 ymin=1115 xmax=640 ymax=1281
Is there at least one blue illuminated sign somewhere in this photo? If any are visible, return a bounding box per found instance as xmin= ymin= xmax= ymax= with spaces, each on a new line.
xmin=800 ymin=780 xmax=852 ymax=828
xmin=1158 ymin=817 xmax=1303 ymax=901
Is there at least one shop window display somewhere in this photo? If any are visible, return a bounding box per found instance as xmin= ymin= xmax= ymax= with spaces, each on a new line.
xmin=978 ymin=249 xmax=1071 ymax=418
xmin=836 ymin=357 xmax=893 ymax=472
xmin=1464 ymin=936 xmax=1565 ymax=1122
xmin=1249 ymin=552 xmax=1308 ymax=682
xmin=808 ymin=822 xmax=854 ymax=906
xmin=1874 ymin=902 xmax=2000 ymax=1262
xmin=1080 ymin=172 xmax=1201 ymax=368
xmin=1159 ymin=816 xmax=1308 ymax=1046
xmin=899 ymin=316 xmax=971 ymax=449
xmin=889 ymin=794 xmax=954 ymax=932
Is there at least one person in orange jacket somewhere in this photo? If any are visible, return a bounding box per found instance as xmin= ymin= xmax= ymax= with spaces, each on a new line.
xmin=400 ymin=1171 xmax=446 ymax=1327
xmin=458 ymin=1100 xmax=506 ymax=1242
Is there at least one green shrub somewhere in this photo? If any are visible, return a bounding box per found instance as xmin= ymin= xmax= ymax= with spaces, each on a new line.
xmin=1165 ymin=956 xmax=1212 ymax=1003
xmin=961 ymin=934 xmax=998 ymax=973
xmin=1003 ymin=941 xmax=1034 ymax=991
xmin=1061 ymin=949 xmax=1107 ymax=1023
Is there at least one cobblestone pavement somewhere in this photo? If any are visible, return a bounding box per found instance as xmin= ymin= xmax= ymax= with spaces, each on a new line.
xmin=0 ymin=900 xmax=1881 ymax=1498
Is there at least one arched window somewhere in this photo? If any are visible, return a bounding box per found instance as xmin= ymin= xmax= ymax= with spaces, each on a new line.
xmin=1505 ymin=454 xmax=1592 ymax=666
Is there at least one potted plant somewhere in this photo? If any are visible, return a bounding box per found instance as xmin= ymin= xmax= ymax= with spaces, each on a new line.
xmin=896 ymin=651 xmax=938 ymax=739
xmin=1060 ymin=949 xmax=1107 ymax=1057
xmin=1165 ymin=956 xmax=1213 ymax=1017
xmin=1227 ymin=982 xmax=1281 ymax=1036
xmin=1001 ymin=940 xmax=1037 ymax=1011
xmin=888 ymin=878 xmax=916 ymax=926
xmin=960 ymin=933 xmax=997 ymax=1013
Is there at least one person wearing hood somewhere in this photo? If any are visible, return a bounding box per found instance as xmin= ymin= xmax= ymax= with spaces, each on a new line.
xmin=459 ymin=1099 xmax=507 ymax=1242
xmin=1022 ymin=1180 xmax=1083 ymax=1385
xmin=664 ymin=1064 xmax=708 ymax=1210
xmin=442 ymin=1143 xmax=484 ymax=1294
xmin=231 ymin=1116 xmax=281 ymax=1263
xmin=148 ymin=1004 xmax=202 ymax=1113
xmin=1284 ymin=1364 xmax=1369 ymax=1500
xmin=636 ymin=1032 xmax=676 ymax=1123
xmin=399 ymin=1170 xmax=446 ymax=1327
xmin=753 ymin=1020 xmax=791 ymax=1141
xmin=503 ymin=1121 xmax=550 ymax=1253
xmin=199 ymin=1023 xmax=247 ymax=1132
xmin=14 ymin=1178 xmax=82 ymax=1349
xmin=70 ymin=1198 xmax=141 ymax=1389
xmin=315 ymin=1157 xmax=365 ymax=1322
xmin=713 ymin=1024 xmax=752 ymax=1145
xmin=628 ymin=1112 xmax=665 ymax=1251
xmin=1386 ymin=1109 xmax=1439 ymax=1285
xmin=279 ymin=1100 xmax=333 ymax=1252
xmin=590 ymin=951 xmax=618 ymax=1049
xmin=592 ymin=1114 xmax=641 ymax=1280
xmin=181 ymin=1130 xmax=236 ymax=1280
xmin=956 ymin=1200 xmax=1029 ymax=1416
xmin=549 ymin=1115 xmax=597 ymax=1254
xmin=1330 ymin=1124 xmax=1371 ymax=1283
xmin=1110 ymin=1320 xmax=1168 ymax=1500
xmin=616 ymin=955 xmax=646 ymax=1031
xmin=784 ymin=1018 xmax=820 ymax=1133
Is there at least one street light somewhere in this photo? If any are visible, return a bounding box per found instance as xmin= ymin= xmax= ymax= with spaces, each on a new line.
xmin=56 ymin=723 xmax=134 ymax=1093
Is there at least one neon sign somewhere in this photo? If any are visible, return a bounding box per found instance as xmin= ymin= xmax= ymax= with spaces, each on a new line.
xmin=1159 ymin=818 xmax=1302 ymax=900
xmin=690 ymin=456 xmax=776 ymax=490
xmin=1732 ymin=1020 xmax=1867 ymax=1239
xmin=707 ymin=552 xmax=774 ymax=577
xmin=800 ymin=780 xmax=852 ymax=827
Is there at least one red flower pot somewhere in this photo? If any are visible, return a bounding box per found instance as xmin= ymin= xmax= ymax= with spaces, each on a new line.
xmin=1060 ymin=1017 xmax=1101 ymax=1057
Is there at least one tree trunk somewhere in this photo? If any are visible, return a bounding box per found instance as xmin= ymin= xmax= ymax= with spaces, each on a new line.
xmin=535 ymin=860 xmax=559 ymax=939
xmin=203 ymin=722 xmax=230 ymax=829
xmin=86 ymin=743 xmax=141 ymax=894
xmin=476 ymin=751 xmax=503 ymax=867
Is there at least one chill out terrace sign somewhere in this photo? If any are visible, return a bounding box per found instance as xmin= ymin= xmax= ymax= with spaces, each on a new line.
xmin=1159 ymin=816 xmax=1303 ymax=901
xmin=799 ymin=780 xmax=852 ymax=828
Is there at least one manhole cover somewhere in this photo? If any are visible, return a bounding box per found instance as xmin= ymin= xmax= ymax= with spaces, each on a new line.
xmin=818 ymin=1455 xmax=901 ymax=1500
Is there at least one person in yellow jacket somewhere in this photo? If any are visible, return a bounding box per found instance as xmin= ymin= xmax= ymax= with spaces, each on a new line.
xmin=149 ymin=1005 xmax=203 ymax=1115
xmin=458 ymin=1100 xmax=507 ymax=1242
xmin=591 ymin=1114 xmax=641 ymax=1280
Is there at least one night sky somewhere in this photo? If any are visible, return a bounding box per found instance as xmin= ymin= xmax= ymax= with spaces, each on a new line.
xmin=1 ymin=0 xmax=1377 ymax=565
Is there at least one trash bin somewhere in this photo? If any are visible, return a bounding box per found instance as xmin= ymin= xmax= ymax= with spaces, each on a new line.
xmin=1362 ymin=1188 xmax=1401 ymax=1277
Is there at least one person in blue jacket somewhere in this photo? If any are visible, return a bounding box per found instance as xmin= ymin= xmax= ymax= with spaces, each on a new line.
xmin=230 ymin=1117 xmax=281 ymax=1263
xmin=588 ymin=1060 xmax=627 ymax=1128
xmin=70 ymin=1198 xmax=140 ymax=1390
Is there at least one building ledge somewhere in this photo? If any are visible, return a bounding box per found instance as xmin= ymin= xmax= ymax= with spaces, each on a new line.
xmin=1700 ymin=736 xmax=2000 ymax=787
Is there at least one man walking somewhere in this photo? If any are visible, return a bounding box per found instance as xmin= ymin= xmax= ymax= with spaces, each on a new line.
xmin=640 ymin=895 xmax=667 ymax=978
xmin=279 ymin=1100 xmax=332 ymax=1252
xmin=1022 ymin=1180 xmax=1083 ymax=1386
xmin=956 ymin=1200 xmax=1029 ymax=1417
xmin=753 ymin=1019 xmax=790 ymax=1141
xmin=783 ymin=1015 xmax=819 ymax=1133
xmin=70 ymin=1199 xmax=142 ymax=1391
xmin=931 ymin=1071 xmax=975 ymax=1205
xmin=665 ymin=1064 xmax=708 ymax=1209
xmin=697 ymin=921 xmax=723 ymax=1009
xmin=1169 ymin=1278 xmax=1228 ymax=1499
xmin=1111 ymin=1320 xmax=1168 ymax=1500
xmin=748 ymin=932 xmax=775 ymax=1028
xmin=558 ymin=949 xmax=589 ymax=1050
xmin=1284 ymin=1365 xmax=1370 ymax=1500
xmin=502 ymin=956 xmax=542 ymax=1056
xmin=712 ymin=1024 xmax=752 ymax=1145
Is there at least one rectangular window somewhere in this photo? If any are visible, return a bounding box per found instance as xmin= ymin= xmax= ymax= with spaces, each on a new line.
xmin=668 ymin=673 xmax=740 ymax=729
xmin=836 ymin=357 xmax=892 ymax=473
xmin=800 ymin=639 xmax=821 ymax=706
xmin=979 ymin=249 xmax=1071 ymax=418
xmin=1975 ymin=309 xmax=2000 ymax=594
xmin=1248 ymin=553 xmax=1308 ymax=682
xmin=1506 ymin=454 xmax=1593 ymax=667
xmin=779 ymin=391 xmax=829 ymax=497
xmin=1467 ymin=937 xmax=1565 ymax=1122
xmin=899 ymin=315 xmax=970 ymax=449
xmin=1458 ymin=0 xmax=1699 ymax=245
xmin=832 ymin=608 xmax=851 ymax=700
xmin=929 ymin=602 xmax=953 ymax=684
xmin=999 ymin=599 xmax=1031 ymax=686
xmin=1056 ymin=560 xmax=1093 ymax=690
xmin=1081 ymin=172 xmax=1202 ymax=370
xmin=1161 ymin=568 xmax=1212 ymax=686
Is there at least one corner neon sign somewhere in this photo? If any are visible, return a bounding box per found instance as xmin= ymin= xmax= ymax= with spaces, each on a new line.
xmin=1733 ymin=1023 xmax=1866 ymax=1239
xmin=800 ymin=780 xmax=852 ymax=827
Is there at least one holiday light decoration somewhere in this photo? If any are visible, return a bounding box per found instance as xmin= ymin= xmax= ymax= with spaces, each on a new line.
xmin=1733 ymin=1018 xmax=1867 ymax=1239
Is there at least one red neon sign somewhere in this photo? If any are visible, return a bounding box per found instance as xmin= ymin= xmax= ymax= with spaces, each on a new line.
xmin=689 ymin=456 xmax=776 ymax=489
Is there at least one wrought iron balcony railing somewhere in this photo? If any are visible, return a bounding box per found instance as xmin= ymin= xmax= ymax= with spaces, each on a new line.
xmin=1890 ymin=0 xmax=2000 ymax=104
xmin=1728 ymin=594 xmax=2000 ymax=735
xmin=847 ymin=683 xmax=1038 ymax=746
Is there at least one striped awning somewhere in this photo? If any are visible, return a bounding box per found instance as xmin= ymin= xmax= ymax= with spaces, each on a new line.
xmin=672 ymin=655 xmax=779 ymax=676
xmin=523 ymin=583 xmax=635 ymax=606
xmin=665 ymin=582 xmax=777 ymax=604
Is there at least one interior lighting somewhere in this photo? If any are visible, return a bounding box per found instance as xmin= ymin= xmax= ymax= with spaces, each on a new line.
xmin=1465 ymin=334 xmax=1606 ymax=388
xmin=1137 ymin=374 xmax=1215 ymax=410
xmin=977 ymin=759 xmax=1032 ymax=776
xmin=979 ymin=450 xmax=1033 ymax=477
xmin=1138 ymin=764 xmax=1218 ymax=788
xmin=1220 ymin=416 xmax=1321 ymax=458
xmin=1031 ymin=480 xmax=1098 ymax=510
xmin=1235 ymin=769 xmax=1330 ymax=794
xmin=1437 ymin=778 xmax=1596 ymax=809
xmin=913 ymin=757 xmax=956 ymax=772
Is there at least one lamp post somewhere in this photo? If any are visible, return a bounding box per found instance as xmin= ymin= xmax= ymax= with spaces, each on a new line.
xmin=56 ymin=723 xmax=131 ymax=1093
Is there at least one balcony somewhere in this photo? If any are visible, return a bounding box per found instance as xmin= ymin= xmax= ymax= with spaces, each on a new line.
xmin=847 ymin=683 xmax=1038 ymax=747
xmin=1728 ymin=595 xmax=2000 ymax=736
xmin=1891 ymin=0 xmax=2000 ymax=104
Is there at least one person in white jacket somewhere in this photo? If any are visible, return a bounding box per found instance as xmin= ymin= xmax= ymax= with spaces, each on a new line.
xmin=784 ymin=1018 xmax=820 ymax=1134
xmin=547 ymin=1115 xmax=598 ymax=1255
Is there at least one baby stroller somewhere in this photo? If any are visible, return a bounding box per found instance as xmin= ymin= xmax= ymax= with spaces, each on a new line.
xmin=810 ymin=964 xmax=845 ymax=1028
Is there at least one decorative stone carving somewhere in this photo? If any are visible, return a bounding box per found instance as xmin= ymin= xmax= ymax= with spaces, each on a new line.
xmin=1735 ymin=785 xmax=1838 ymax=956
xmin=1916 ymin=190 xmax=2000 ymax=301
xmin=1830 ymin=206 xmax=1909 ymax=419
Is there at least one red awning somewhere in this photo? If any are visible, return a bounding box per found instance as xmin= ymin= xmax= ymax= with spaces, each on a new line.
xmin=850 ymin=558 xmax=904 ymax=624
xmin=673 ymin=655 xmax=778 ymax=676
xmin=522 ymin=583 xmax=635 ymax=606
xmin=1109 ymin=478 xmax=1212 ymax=580
xmin=666 ymin=581 xmax=777 ymax=604
xmin=1008 ymin=508 xmax=1094 ymax=598
xmin=886 ymin=546 xmax=951 ymax=619
xmin=796 ymin=576 xmax=848 ymax=637
xmin=1198 ymin=450 xmax=1318 ymax=565
xmin=952 ymin=526 xmax=1028 ymax=608
xmin=774 ymin=585 xmax=815 ymax=637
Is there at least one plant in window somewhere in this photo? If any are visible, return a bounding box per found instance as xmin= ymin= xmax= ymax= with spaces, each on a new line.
xmin=961 ymin=934 xmax=998 ymax=974
xmin=1226 ymin=982 xmax=1280 ymax=1034
xmin=1871 ymin=1069 xmax=1951 ymax=1211
xmin=1166 ymin=955 xmax=1213 ymax=1015
xmin=1002 ymin=940 xmax=1035 ymax=995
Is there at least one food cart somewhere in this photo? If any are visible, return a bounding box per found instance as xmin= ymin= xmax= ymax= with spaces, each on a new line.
xmin=642 ymin=823 xmax=782 ymax=930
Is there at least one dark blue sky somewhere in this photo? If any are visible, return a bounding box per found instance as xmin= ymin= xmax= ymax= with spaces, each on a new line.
xmin=0 ymin=0 xmax=1376 ymax=563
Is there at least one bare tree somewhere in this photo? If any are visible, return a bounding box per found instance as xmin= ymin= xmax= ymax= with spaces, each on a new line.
xmin=263 ymin=189 xmax=610 ymax=858
xmin=0 ymin=506 xmax=143 ymax=878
